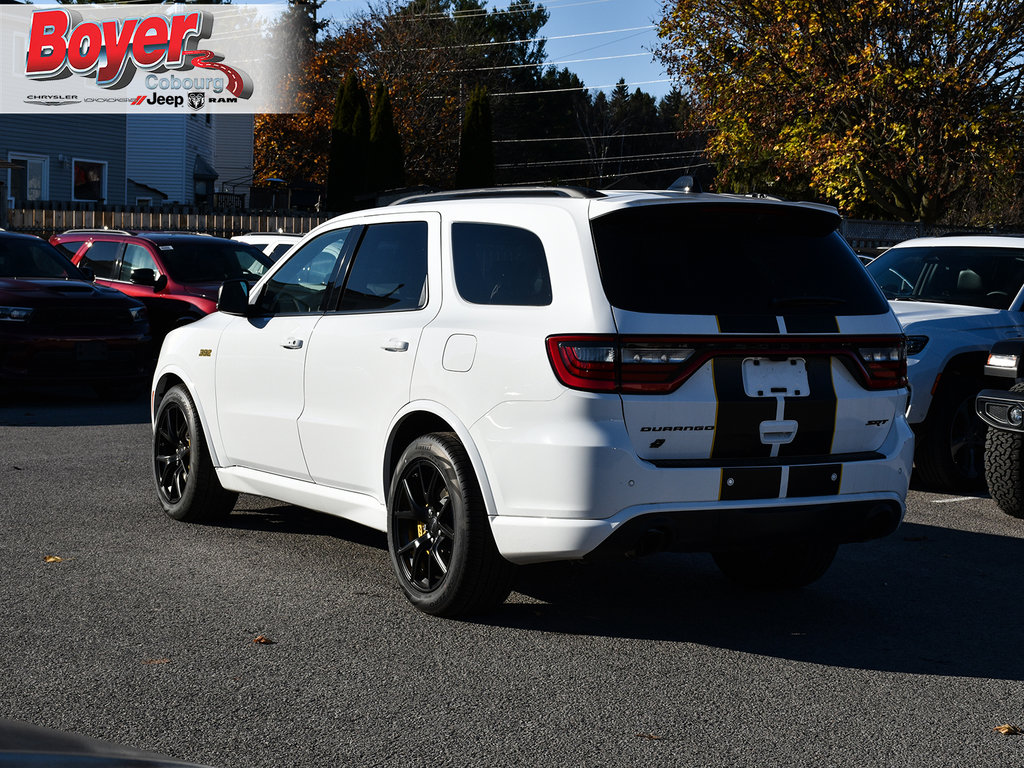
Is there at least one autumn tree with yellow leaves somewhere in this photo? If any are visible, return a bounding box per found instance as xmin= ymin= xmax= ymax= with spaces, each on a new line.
xmin=656 ymin=0 xmax=1024 ymax=223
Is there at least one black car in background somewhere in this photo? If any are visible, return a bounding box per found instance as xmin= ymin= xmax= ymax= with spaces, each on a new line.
xmin=0 ymin=231 xmax=151 ymax=397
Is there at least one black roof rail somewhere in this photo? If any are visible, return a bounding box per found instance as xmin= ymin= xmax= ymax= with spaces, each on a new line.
xmin=391 ymin=186 xmax=605 ymax=205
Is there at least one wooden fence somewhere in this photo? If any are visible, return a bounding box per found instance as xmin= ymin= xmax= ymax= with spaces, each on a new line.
xmin=4 ymin=206 xmax=335 ymax=239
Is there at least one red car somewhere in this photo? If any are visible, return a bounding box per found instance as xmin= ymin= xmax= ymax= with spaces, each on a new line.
xmin=0 ymin=230 xmax=151 ymax=396
xmin=51 ymin=229 xmax=272 ymax=343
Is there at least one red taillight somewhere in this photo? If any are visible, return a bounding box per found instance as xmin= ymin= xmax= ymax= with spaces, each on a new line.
xmin=856 ymin=340 xmax=908 ymax=390
xmin=547 ymin=334 xmax=908 ymax=394
xmin=546 ymin=335 xmax=697 ymax=394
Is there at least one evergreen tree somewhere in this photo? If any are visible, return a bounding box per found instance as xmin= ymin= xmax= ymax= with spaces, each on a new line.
xmin=456 ymin=85 xmax=494 ymax=189
xmin=370 ymin=84 xmax=405 ymax=191
xmin=326 ymin=73 xmax=372 ymax=210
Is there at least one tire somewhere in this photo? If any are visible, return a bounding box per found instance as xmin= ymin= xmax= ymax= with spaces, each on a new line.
xmin=913 ymin=375 xmax=987 ymax=493
xmin=984 ymin=382 xmax=1024 ymax=519
xmin=387 ymin=432 xmax=513 ymax=617
xmin=153 ymin=385 xmax=237 ymax=523
xmin=712 ymin=542 xmax=838 ymax=590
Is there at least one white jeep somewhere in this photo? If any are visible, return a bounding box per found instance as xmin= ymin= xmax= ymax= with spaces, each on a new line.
xmin=865 ymin=235 xmax=1024 ymax=491
xmin=151 ymin=187 xmax=913 ymax=616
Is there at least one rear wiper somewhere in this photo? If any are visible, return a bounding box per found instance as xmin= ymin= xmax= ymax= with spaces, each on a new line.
xmin=771 ymin=296 xmax=847 ymax=308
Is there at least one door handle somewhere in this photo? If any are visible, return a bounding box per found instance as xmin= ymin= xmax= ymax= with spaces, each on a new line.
xmin=382 ymin=339 xmax=410 ymax=352
xmin=282 ymin=337 xmax=304 ymax=350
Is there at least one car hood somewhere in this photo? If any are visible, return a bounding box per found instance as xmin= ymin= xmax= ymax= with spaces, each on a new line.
xmin=888 ymin=300 xmax=1007 ymax=331
xmin=0 ymin=277 xmax=136 ymax=305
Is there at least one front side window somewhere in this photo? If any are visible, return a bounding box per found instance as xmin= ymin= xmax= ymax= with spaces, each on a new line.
xmin=119 ymin=243 xmax=159 ymax=282
xmin=78 ymin=241 xmax=122 ymax=279
xmin=72 ymin=159 xmax=107 ymax=202
xmin=339 ymin=221 xmax=428 ymax=312
xmin=257 ymin=228 xmax=354 ymax=314
xmin=452 ymin=222 xmax=552 ymax=306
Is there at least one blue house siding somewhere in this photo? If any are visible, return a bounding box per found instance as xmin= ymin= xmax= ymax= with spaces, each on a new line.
xmin=0 ymin=115 xmax=127 ymax=205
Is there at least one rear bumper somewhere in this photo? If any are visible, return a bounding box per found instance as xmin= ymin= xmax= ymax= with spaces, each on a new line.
xmin=490 ymin=493 xmax=905 ymax=564
xmin=475 ymin=393 xmax=914 ymax=564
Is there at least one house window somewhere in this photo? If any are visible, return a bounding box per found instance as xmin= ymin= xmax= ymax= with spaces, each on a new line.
xmin=7 ymin=154 xmax=49 ymax=207
xmin=72 ymin=159 xmax=107 ymax=202
xmin=136 ymin=197 xmax=153 ymax=207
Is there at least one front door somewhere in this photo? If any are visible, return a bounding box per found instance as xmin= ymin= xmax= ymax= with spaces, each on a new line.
xmin=214 ymin=226 xmax=357 ymax=479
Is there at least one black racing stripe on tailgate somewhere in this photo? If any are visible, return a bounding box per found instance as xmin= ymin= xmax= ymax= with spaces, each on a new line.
xmin=788 ymin=464 xmax=842 ymax=497
xmin=784 ymin=315 xmax=839 ymax=333
xmin=720 ymin=467 xmax=783 ymax=500
xmin=778 ymin=356 xmax=836 ymax=456
xmin=717 ymin=315 xmax=780 ymax=334
xmin=712 ymin=358 xmax=775 ymax=459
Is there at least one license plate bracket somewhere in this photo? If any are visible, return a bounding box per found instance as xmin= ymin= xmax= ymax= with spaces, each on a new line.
xmin=741 ymin=357 xmax=808 ymax=398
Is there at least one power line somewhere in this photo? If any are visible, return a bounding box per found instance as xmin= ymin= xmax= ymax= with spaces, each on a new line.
xmin=454 ymin=51 xmax=649 ymax=74
xmin=377 ymin=24 xmax=656 ymax=53
xmin=494 ymin=130 xmax=684 ymax=143
xmin=496 ymin=148 xmax=705 ymax=169
xmin=347 ymin=0 xmax=621 ymax=24
xmin=493 ymin=78 xmax=673 ymax=96
xmin=528 ymin=162 xmax=714 ymax=186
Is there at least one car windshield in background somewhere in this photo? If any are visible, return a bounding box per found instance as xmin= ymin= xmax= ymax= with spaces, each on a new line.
xmin=866 ymin=246 xmax=1024 ymax=309
xmin=590 ymin=203 xmax=888 ymax=316
xmin=155 ymin=241 xmax=273 ymax=283
xmin=0 ymin=238 xmax=83 ymax=280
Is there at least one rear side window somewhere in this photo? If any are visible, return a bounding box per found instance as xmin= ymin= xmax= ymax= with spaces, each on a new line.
xmin=452 ymin=223 xmax=552 ymax=306
xmin=79 ymin=240 xmax=121 ymax=279
xmin=591 ymin=203 xmax=888 ymax=316
xmin=339 ymin=221 xmax=428 ymax=312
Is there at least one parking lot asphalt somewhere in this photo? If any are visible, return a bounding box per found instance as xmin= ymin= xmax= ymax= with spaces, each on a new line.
xmin=2 ymin=389 xmax=1023 ymax=767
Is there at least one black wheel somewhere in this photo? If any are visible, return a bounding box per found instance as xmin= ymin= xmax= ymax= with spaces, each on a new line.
xmin=914 ymin=376 xmax=987 ymax=493
xmin=712 ymin=542 xmax=838 ymax=590
xmin=387 ymin=432 xmax=513 ymax=617
xmin=153 ymin=385 xmax=237 ymax=523
xmin=984 ymin=383 xmax=1024 ymax=519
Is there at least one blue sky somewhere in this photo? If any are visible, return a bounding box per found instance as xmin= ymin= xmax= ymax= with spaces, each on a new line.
xmin=320 ymin=0 xmax=674 ymax=99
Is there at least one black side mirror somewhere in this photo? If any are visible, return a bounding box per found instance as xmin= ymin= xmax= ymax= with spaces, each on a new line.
xmin=218 ymin=279 xmax=250 ymax=315
xmin=78 ymin=265 xmax=96 ymax=282
xmin=130 ymin=268 xmax=157 ymax=286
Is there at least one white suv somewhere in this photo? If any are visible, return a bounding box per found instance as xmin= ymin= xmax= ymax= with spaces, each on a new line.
xmin=865 ymin=235 xmax=1024 ymax=491
xmin=151 ymin=188 xmax=914 ymax=616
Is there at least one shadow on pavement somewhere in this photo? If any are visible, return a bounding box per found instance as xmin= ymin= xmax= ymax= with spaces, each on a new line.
xmin=219 ymin=498 xmax=389 ymax=552
xmin=480 ymin=520 xmax=1024 ymax=681
xmin=0 ymin=384 xmax=149 ymax=427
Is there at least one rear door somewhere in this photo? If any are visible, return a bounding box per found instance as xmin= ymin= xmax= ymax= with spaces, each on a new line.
xmin=589 ymin=201 xmax=904 ymax=464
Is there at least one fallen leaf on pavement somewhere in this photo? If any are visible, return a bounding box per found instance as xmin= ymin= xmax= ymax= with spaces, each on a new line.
xmin=143 ymin=658 xmax=170 ymax=665
xmin=43 ymin=556 xmax=63 ymax=563
xmin=993 ymin=724 xmax=1023 ymax=735
xmin=253 ymin=635 xmax=275 ymax=644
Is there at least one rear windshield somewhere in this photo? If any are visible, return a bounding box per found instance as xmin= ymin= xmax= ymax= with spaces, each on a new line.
xmin=156 ymin=240 xmax=272 ymax=283
xmin=866 ymin=245 xmax=1024 ymax=309
xmin=590 ymin=203 xmax=888 ymax=316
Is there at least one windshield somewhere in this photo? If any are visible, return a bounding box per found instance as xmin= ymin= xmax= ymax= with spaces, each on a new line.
xmin=0 ymin=237 xmax=84 ymax=279
xmin=866 ymin=245 xmax=1024 ymax=309
xmin=156 ymin=240 xmax=273 ymax=283
xmin=591 ymin=203 xmax=888 ymax=316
